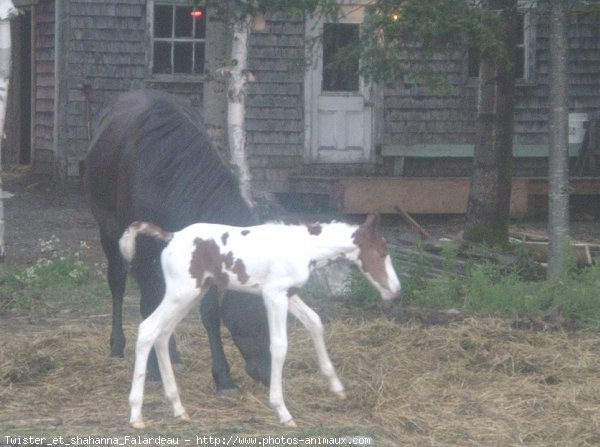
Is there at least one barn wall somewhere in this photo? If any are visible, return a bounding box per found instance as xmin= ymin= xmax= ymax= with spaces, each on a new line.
xmin=51 ymin=0 xmax=223 ymax=180
xmin=246 ymin=13 xmax=306 ymax=192
xmin=514 ymin=8 xmax=600 ymax=145
xmin=384 ymin=7 xmax=600 ymax=178
xmin=40 ymin=2 xmax=600 ymax=186
xmin=383 ymin=58 xmax=477 ymax=147
xmin=32 ymin=0 xmax=56 ymax=175
xmin=57 ymin=0 xmax=147 ymax=178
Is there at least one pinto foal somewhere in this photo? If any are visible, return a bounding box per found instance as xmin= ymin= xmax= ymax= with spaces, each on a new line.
xmin=120 ymin=214 xmax=401 ymax=428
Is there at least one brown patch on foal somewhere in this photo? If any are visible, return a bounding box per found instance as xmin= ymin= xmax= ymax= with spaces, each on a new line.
xmin=131 ymin=221 xmax=173 ymax=243
xmin=189 ymin=238 xmax=229 ymax=290
xmin=241 ymin=230 xmax=251 ymax=236
xmin=232 ymin=258 xmax=250 ymax=284
xmin=352 ymin=222 xmax=389 ymax=289
xmin=306 ymin=224 xmax=322 ymax=236
xmin=221 ymin=232 xmax=229 ymax=246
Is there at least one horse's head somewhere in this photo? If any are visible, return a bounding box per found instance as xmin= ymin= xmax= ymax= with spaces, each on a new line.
xmin=352 ymin=214 xmax=401 ymax=301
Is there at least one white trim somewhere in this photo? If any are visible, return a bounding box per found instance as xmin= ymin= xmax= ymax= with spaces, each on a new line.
xmin=146 ymin=0 xmax=207 ymax=79
xmin=304 ymin=5 xmax=376 ymax=164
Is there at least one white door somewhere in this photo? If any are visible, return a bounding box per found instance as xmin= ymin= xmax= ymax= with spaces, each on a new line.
xmin=305 ymin=8 xmax=373 ymax=163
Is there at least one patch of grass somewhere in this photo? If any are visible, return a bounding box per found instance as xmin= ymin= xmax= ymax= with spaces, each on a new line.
xmin=345 ymin=241 xmax=600 ymax=329
xmin=0 ymin=248 xmax=106 ymax=313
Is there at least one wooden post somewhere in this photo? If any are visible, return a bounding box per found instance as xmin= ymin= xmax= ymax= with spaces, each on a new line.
xmin=0 ymin=0 xmax=17 ymax=261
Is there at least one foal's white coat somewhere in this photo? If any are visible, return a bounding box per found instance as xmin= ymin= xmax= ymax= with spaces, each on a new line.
xmin=121 ymin=215 xmax=401 ymax=428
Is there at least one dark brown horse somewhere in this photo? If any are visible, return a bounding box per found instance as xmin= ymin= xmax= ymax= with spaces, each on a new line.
xmin=84 ymin=89 xmax=270 ymax=392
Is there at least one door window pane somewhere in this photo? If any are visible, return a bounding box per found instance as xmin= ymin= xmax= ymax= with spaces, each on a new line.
xmin=322 ymin=23 xmax=360 ymax=92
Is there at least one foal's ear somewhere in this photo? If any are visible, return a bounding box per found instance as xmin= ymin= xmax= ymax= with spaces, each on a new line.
xmin=364 ymin=214 xmax=381 ymax=231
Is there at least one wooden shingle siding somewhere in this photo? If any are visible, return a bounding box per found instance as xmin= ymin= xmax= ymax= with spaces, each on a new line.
xmin=383 ymin=6 xmax=600 ymax=178
xmin=513 ymin=7 xmax=600 ymax=147
xmin=246 ymin=13 xmax=306 ymax=191
xmin=62 ymin=0 xmax=147 ymax=177
xmin=32 ymin=1 xmax=55 ymax=175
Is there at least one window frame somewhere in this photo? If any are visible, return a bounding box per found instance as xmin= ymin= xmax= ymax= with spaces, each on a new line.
xmin=466 ymin=5 xmax=536 ymax=84
xmin=147 ymin=0 xmax=208 ymax=82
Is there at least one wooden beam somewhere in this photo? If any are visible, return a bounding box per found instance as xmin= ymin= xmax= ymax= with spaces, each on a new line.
xmin=332 ymin=177 xmax=530 ymax=215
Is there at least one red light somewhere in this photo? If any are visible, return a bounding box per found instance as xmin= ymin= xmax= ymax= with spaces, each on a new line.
xmin=191 ymin=9 xmax=203 ymax=18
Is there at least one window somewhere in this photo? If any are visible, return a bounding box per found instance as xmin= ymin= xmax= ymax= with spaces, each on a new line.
xmin=322 ymin=23 xmax=360 ymax=92
xmin=151 ymin=2 xmax=206 ymax=76
xmin=467 ymin=11 xmax=533 ymax=82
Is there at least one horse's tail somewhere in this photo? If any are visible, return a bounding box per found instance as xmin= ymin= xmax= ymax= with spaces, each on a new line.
xmin=119 ymin=221 xmax=173 ymax=263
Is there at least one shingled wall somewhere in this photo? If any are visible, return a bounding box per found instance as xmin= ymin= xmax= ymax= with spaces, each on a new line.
xmin=383 ymin=6 xmax=600 ymax=177
xmin=514 ymin=7 xmax=600 ymax=145
xmin=246 ymin=13 xmax=306 ymax=192
xmin=33 ymin=2 xmax=600 ymax=188
xmin=56 ymin=0 xmax=147 ymax=178
xmin=32 ymin=0 xmax=56 ymax=175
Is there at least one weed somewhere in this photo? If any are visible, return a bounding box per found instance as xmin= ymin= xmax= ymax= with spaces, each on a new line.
xmin=0 ymin=238 xmax=106 ymax=313
xmin=342 ymin=242 xmax=600 ymax=329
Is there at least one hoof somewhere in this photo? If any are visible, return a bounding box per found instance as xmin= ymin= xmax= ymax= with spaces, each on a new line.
xmin=282 ymin=419 xmax=297 ymax=428
xmin=176 ymin=412 xmax=191 ymax=422
xmin=130 ymin=420 xmax=145 ymax=429
xmin=217 ymin=387 xmax=240 ymax=399
xmin=335 ymin=391 xmax=347 ymax=400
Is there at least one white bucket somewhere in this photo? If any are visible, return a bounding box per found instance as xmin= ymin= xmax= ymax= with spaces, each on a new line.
xmin=568 ymin=113 xmax=588 ymax=144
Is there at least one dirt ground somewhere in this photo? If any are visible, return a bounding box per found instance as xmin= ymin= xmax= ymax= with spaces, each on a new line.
xmin=2 ymin=168 xmax=600 ymax=446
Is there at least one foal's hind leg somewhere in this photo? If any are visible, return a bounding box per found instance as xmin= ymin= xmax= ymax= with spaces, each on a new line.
xmin=133 ymin=253 xmax=181 ymax=381
xmin=130 ymin=288 xmax=202 ymax=429
xmin=288 ymin=295 xmax=345 ymax=398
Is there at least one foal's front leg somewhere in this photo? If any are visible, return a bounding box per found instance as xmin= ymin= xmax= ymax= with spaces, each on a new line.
xmin=263 ymin=290 xmax=295 ymax=426
xmin=288 ymin=295 xmax=345 ymax=398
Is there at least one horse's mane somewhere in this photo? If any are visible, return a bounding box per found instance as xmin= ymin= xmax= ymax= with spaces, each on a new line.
xmin=117 ymin=90 xmax=258 ymax=229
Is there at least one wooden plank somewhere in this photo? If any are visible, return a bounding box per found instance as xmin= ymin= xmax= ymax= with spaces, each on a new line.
xmin=527 ymin=178 xmax=600 ymax=195
xmin=333 ymin=177 xmax=529 ymax=215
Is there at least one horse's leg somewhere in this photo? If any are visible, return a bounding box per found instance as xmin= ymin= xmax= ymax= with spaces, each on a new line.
xmin=200 ymin=288 xmax=238 ymax=395
xmin=263 ymin=289 xmax=294 ymax=426
xmin=288 ymin=295 xmax=345 ymax=398
xmin=99 ymin=230 xmax=127 ymax=358
xmin=221 ymin=291 xmax=270 ymax=386
xmin=155 ymin=289 xmax=205 ymax=422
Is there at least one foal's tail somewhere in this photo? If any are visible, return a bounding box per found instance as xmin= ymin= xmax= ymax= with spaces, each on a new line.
xmin=119 ymin=221 xmax=174 ymax=263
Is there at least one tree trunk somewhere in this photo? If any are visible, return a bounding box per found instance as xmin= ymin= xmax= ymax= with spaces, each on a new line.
xmin=547 ymin=0 xmax=570 ymax=278
xmin=227 ymin=16 xmax=254 ymax=208
xmin=0 ymin=0 xmax=16 ymax=261
xmin=463 ymin=0 xmax=518 ymax=246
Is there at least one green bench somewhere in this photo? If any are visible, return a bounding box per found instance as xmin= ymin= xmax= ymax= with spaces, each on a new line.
xmin=380 ymin=143 xmax=583 ymax=176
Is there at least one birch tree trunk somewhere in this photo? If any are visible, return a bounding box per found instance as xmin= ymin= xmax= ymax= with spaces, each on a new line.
xmin=547 ymin=0 xmax=570 ymax=278
xmin=0 ymin=0 xmax=17 ymax=261
xmin=227 ymin=16 xmax=254 ymax=208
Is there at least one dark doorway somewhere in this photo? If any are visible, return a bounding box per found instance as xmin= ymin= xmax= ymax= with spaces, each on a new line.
xmin=6 ymin=8 xmax=32 ymax=165
xmin=18 ymin=9 xmax=32 ymax=164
